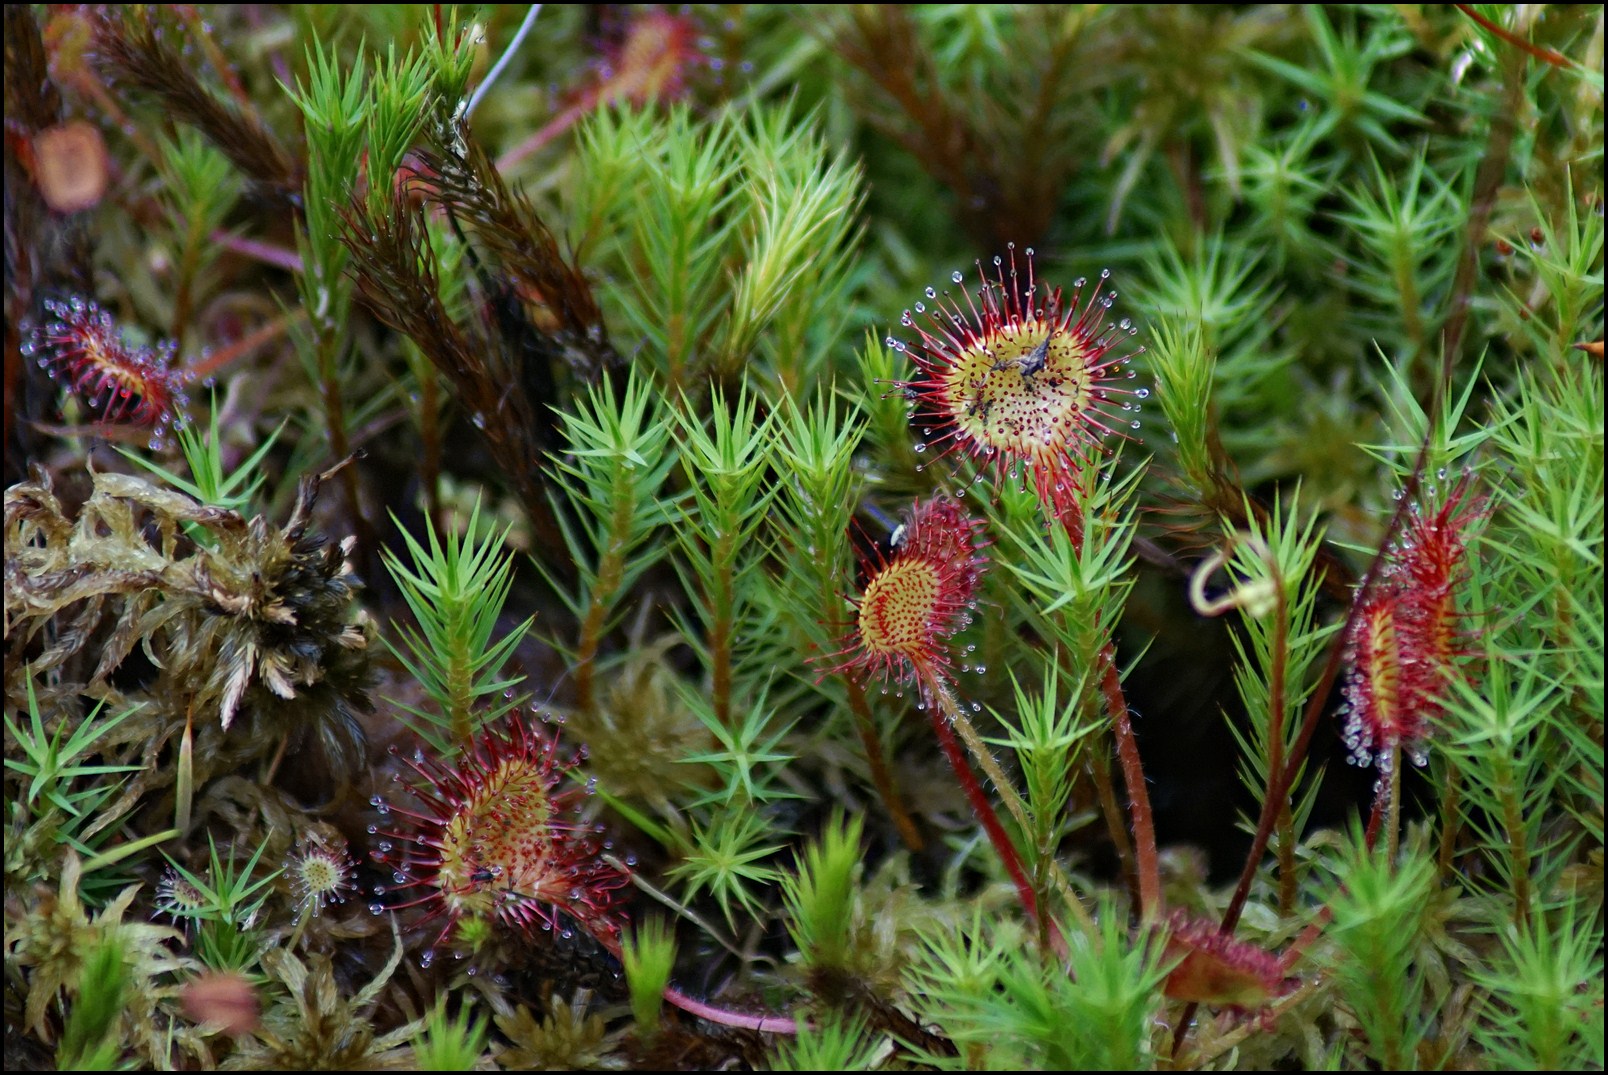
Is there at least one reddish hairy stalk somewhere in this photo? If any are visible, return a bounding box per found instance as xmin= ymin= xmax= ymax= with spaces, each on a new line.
xmin=1097 ymin=641 xmax=1160 ymax=920
xmin=892 ymin=247 xmax=1155 ymax=923
xmin=926 ymin=678 xmax=1042 ymax=928
xmin=1454 ymin=4 xmax=1575 ymax=69
xmin=814 ymin=496 xmax=1051 ymax=928
xmin=1088 ymin=747 xmax=1140 ymax=906
xmin=660 ymin=986 xmax=800 ymax=1035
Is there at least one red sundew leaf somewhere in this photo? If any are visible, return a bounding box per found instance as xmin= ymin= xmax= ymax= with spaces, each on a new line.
xmin=371 ymin=715 xmax=630 ymax=954
xmin=24 ymin=297 xmax=190 ymax=429
xmin=1341 ymin=477 xmax=1485 ymax=768
xmin=892 ymin=245 xmax=1145 ymax=523
xmin=1162 ymin=912 xmax=1289 ymax=1011
xmin=598 ymin=10 xmax=703 ymax=108
xmin=815 ymin=495 xmax=988 ymax=697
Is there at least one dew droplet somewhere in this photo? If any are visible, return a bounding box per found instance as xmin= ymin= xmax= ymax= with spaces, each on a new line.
xmin=951 ymin=270 xmax=965 ymax=283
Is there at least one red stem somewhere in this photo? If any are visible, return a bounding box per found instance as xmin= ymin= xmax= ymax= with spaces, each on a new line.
xmin=1098 ymin=643 xmax=1160 ymax=919
xmin=594 ymin=935 xmax=800 ymax=1034
xmin=924 ymin=679 xmax=1041 ymax=926
xmin=1453 ymin=5 xmax=1574 ymax=69
xmin=662 ymin=985 xmax=799 ymax=1035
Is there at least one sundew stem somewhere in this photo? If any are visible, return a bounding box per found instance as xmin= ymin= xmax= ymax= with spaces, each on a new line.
xmin=925 ymin=676 xmax=1079 ymax=958
xmin=1056 ymin=492 xmax=1158 ymax=921
xmin=923 ymin=677 xmax=1039 ymax=922
xmin=1098 ymin=641 xmax=1160 ymax=921
xmin=662 ymin=985 xmax=800 ymax=1034
xmin=932 ymin=678 xmax=1096 ymax=940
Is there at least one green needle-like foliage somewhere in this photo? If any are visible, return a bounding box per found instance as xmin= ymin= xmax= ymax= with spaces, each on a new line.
xmin=1320 ymin=824 xmax=1439 ymax=1070
xmin=538 ymin=365 xmax=680 ymax=716
xmin=764 ymin=388 xmax=864 ymax=690
xmin=1468 ymin=899 xmax=1605 ymax=1070
xmin=3 ymin=5 xmax=1601 ymax=1070
xmin=666 ymin=806 xmax=786 ymax=932
xmin=621 ymin=917 xmax=677 ymax=1041
xmin=769 ymin=1010 xmax=883 ymax=1072
xmin=3 ymin=682 xmax=153 ymax=905
xmin=997 ymin=458 xmax=1143 ymax=671
xmin=986 ymin=664 xmax=1099 ymax=886
xmin=5 ymin=682 xmax=141 ymax=822
xmin=55 ymin=935 xmax=130 ymax=1071
xmin=1330 ymin=147 xmax=1461 ymax=357
xmin=156 ymin=128 xmax=240 ymax=347
xmin=668 ymin=385 xmax=778 ymax=726
xmin=783 ymin=812 xmax=863 ymax=976
xmin=410 ymin=1000 xmax=489 ymax=1072
xmin=573 ymin=100 xmax=865 ymax=390
xmin=162 ymin=832 xmax=280 ymax=974
xmin=380 ymin=499 xmax=531 ymax=755
xmin=1245 ymin=6 xmax=1426 ymax=151
xmin=117 ymin=390 xmax=286 ymax=525
xmin=909 ymin=896 xmax=1170 ymax=1070
xmin=1219 ymin=492 xmax=1337 ymax=902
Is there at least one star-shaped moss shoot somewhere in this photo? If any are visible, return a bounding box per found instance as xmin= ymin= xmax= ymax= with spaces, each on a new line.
xmin=371 ymin=715 xmax=629 ymax=956
xmin=819 ymin=495 xmax=988 ymax=699
xmin=892 ymin=245 xmax=1144 ymax=521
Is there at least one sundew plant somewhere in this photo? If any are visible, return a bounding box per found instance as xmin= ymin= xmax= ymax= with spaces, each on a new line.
xmin=4 ymin=5 xmax=1602 ymax=1070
